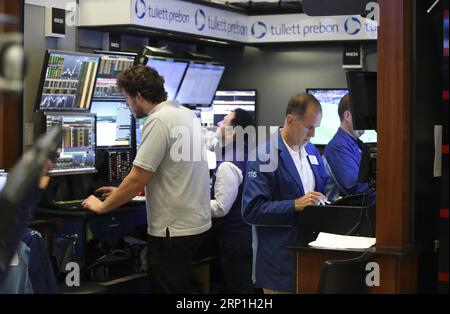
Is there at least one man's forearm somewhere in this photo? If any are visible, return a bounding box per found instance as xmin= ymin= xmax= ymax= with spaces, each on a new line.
xmin=101 ymin=176 xmax=143 ymax=212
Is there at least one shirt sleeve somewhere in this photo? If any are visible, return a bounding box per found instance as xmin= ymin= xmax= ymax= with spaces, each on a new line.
xmin=326 ymin=143 xmax=368 ymax=195
xmin=204 ymin=129 xmax=220 ymax=151
xmin=210 ymin=162 xmax=243 ymax=218
xmin=133 ymin=118 xmax=169 ymax=172
xmin=241 ymin=160 xmax=296 ymax=227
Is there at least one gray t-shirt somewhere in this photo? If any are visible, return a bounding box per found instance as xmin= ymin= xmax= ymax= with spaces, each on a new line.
xmin=134 ymin=101 xmax=211 ymax=237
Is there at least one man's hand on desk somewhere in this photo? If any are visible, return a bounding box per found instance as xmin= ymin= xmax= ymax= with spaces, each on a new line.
xmin=81 ymin=186 xmax=117 ymax=213
xmin=82 ymin=195 xmax=106 ymax=214
xmin=96 ymin=186 xmax=117 ymax=197
xmin=294 ymin=191 xmax=327 ymax=211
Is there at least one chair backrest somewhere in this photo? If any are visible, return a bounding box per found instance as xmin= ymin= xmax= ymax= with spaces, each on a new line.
xmin=322 ymin=155 xmax=347 ymax=201
xmin=317 ymin=252 xmax=374 ymax=294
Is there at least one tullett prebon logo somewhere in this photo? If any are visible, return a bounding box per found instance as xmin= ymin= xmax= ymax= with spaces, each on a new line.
xmin=251 ymin=21 xmax=267 ymax=39
xmin=344 ymin=17 xmax=362 ymax=35
xmin=195 ymin=9 xmax=206 ymax=31
xmin=135 ymin=0 xmax=146 ymax=19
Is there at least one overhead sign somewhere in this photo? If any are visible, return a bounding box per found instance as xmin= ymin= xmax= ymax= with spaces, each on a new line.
xmin=247 ymin=14 xmax=377 ymax=43
xmin=131 ymin=0 xmax=248 ymax=42
xmin=81 ymin=0 xmax=378 ymax=44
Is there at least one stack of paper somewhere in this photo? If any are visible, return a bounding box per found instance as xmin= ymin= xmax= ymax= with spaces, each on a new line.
xmin=309 ymin=232 xmax=376 ymax=249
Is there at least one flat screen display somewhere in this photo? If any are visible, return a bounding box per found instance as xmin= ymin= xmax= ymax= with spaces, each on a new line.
xmin=36 ymin=50 xmax=100 ymax=112
xmin=146 ymin=56 xmax=188 ymax=101
xmin=307 ymin=88 xmax=377 ymax=145
xmin=90 ymin=100 xmax=133 ymax=148
xmin=45 ymin=113 xmax=97 ymax=175
xmin=175 ymin=62 xmax=225 ymax=106
xmin=199 ymin=89 xmax=256 ymax=127
xmin=94 ymin=51 xmax=136 ymax=99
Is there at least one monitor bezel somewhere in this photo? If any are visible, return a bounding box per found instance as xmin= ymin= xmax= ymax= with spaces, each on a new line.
xmin=44 ymin=111 xmax=98 ymax=176
xmin=93 ymin=50 xmax=138 ymax=59
xmin=346 ymin=71 xmax=377 ymax=131
xmin=34 ymin=49 xmax=101 ymax=113
xmin=175 ymin=60 xmax=226 ymax=107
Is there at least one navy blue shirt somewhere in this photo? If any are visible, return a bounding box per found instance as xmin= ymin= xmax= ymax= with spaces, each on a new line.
xmin=323 ymin=128 xmax=376 ymax=199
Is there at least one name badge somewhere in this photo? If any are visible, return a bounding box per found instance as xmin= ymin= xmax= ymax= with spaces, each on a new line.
xmin=308 ymin=155 xmax=319 ymax=165
xmin=9 ymin=252 xmax=19 ymax=266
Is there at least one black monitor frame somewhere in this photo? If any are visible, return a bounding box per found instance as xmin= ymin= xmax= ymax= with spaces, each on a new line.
xmin=357 ymin=142 xmax=377 ymax=190
xmin=35 ymin=50 xmax=101 ymax=112
xmin=94 ymin=50 xmax=138 ymax=59
xmin=175 ymin=61 xmax=226 ymax=107
xmin=44 ymin=112 xmax=97 ymax=176
xmin=346 ymin=71 xmax=377 ymax=131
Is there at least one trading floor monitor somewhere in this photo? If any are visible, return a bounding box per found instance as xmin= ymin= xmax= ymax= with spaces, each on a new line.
xmin=90 ymin=100 xmax=133 ymax=149
xmin=307 ymin=88 xmax=377 ymax=145
xmin=93 ymin=51 xmax=137 ymax=99
xmin=45 ymin=112 xmax=97 ymax=176
xmin=199 ymin=89 xmax=256 ymax=128
xmin=35 ymin=50 xmax=100 ymax=112
xmin=175 ymin=62 xmax=225 ymax=107
xmin=346 ymin=71 xmax=377 ymax=131
xmin=146 ymin=56 xmax=188 ymax=101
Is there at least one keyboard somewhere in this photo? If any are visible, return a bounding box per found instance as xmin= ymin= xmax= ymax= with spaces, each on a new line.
xmin=51 ymin=195 xmax=108 ymax=211
xmin=51 ymin=199 xmax=85 ymax=211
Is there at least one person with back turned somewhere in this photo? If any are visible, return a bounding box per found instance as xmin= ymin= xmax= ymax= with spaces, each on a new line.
xmin=82 ymin=65 xmax=211 ymax=294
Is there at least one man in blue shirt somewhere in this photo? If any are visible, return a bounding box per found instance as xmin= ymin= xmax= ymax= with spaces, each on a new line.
xmin=323 ymin=94 xmax=376 ymax=200
xmin=242 ymin=93 xmax=329 ymax=293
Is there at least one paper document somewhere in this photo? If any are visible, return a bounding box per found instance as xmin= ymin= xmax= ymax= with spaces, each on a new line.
xmin=309 ymin=232 xmax=376 ymax=249
xmin=131 ymin=195 xmax=145 ymax=202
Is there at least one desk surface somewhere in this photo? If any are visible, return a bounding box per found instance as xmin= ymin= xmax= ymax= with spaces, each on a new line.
xmin=289 ymin=244 xmax=417 ymax=257
xmin=35 ymin=202 xmax=145 ymax=218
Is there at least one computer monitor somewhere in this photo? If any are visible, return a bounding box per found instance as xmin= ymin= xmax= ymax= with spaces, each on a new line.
xmin=358 ymin=142 xmax=377 ymax=190
xmin=307 ymin=88 xmax=377 ymax=145
xmin=35 ymin=50 xmax=100 ymax=112
xmin=45 ymin=112 xmax=97 ymax=175
xmin=346 ymin=71 xmax=377 ymax=130
xmin=0 ymin=171 xmax=7 ymax=192
xmin=199 ymin=89 xmax=257 ymax=128
xmin=135 ymin=116 xmax=149 ymax=149
xmin=175 ymin=62 xmax=225 ymax=107
xmin=90 ymin=100 xmax=133 ymax=148
xmin=94 ymin=51 xmax=137 ymax=99
xmin=146 ymin=56 xmax=189 ymax=101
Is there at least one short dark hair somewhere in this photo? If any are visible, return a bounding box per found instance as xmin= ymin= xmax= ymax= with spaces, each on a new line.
xmin=231 ymin=109 xmax=256 ymax=144
xmin=231 ymin=108 xmax=256 ymax=129
xmin=116 ymin=65 xmax=168 ymax=103
xmin=338 ymin=94 xmax=350 ymax=122
xmin=286 ymin=93 xmax=322 ymax=119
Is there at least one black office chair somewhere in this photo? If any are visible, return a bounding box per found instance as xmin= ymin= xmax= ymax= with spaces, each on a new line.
xmin=317 ymin=252 xmax=374 ymax=294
